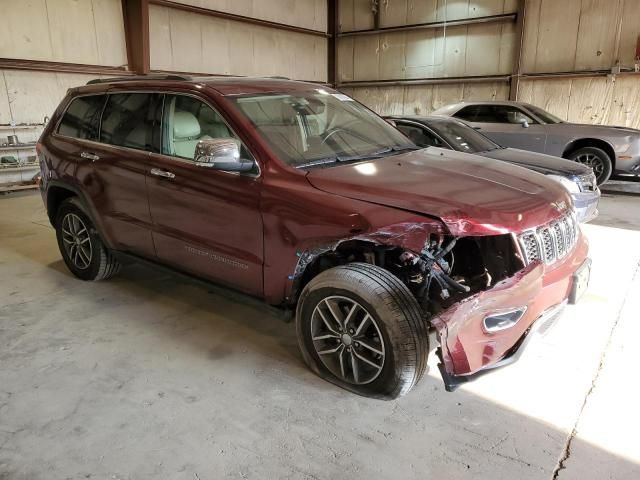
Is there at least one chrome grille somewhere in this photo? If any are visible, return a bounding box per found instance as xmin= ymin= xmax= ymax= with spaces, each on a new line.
xmin=518 ymin=212 xmax=579 ymax=266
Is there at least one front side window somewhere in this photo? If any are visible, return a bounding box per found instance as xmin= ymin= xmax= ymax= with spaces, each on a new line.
xmin=161 ymin=95 xmax=237 ymax=160
xmin=229 ymin=90 xmax=415 ymax=168
xmin=100 ymin=93 xmax=161 ymax=152
xmin=57 ymin=95 xmax=106 ymax=141
xmin=396 ymin=124 xmax=444 ymax=148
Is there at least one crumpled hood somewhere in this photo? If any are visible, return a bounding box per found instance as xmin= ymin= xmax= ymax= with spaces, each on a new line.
xmin=479 ymin=148 xmax=590 ymax=176
xmin=306 ymin=147 xmax=573 ymax=236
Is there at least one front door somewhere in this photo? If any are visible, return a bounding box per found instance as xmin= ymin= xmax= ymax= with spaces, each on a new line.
xmin=456 ymin=104 xmax=548 ymax=153
xmin=146 ymin=93 xmax=264 ymax=297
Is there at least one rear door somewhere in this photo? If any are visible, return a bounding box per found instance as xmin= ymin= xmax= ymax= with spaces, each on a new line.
xmin=55 ymin=92 xmax=160 ymax=257
xmin=146 ymin=93 xmax=264 ymax=296
xmin=454 ymin=104 xmax=548 ymax=153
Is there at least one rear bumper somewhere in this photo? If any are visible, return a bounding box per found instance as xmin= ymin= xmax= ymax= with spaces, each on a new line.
xmin=573 ymin=189 xmax=600 ymax=223
xmin=432 ymin=230 xmax=589 ymax=388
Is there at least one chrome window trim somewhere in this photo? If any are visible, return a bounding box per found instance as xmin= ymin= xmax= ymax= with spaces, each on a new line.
xmin=52 ymin=89 xmax=262 ymax=179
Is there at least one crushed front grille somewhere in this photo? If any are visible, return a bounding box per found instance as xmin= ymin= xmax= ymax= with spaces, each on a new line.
xmin=518 ymin=212 xmax=578 ymax=265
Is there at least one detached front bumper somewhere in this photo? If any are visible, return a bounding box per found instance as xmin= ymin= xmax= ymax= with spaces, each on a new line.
xmin=573 ymin=189 xmax=600 ymax=223
xmin=432 ymin=231 xmax=590 ymax=390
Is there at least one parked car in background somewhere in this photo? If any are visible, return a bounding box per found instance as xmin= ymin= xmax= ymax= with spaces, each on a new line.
xmin=432 ymin=101 xmax=640 ymax=185
xmin=386 ymin=115 xmax=600 ymax=223
xmin=38 ymin=76 xmax=590 ymax=398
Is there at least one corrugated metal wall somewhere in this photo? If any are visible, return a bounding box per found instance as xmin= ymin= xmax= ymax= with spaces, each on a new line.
xmin=339 ymin=0 xmax=640 ymax=128
xmin=149 ymin=3 xmax=327 ymax=81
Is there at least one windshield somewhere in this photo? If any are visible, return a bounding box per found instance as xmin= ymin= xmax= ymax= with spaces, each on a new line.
xmin=230 ymin=90 xmax=415 ymax=168
xmin=430 ymin=120 xmax=501 ymax=153
xmin=525 ymin=104 xmax=563 ymax=124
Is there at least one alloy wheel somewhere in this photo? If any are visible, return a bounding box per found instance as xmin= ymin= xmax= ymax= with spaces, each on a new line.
xmin=574 ymin=152 xmax=604 ymax=178
xmin=310 ymin=295 xmax=385 ymax=385
xmin=61 ymin=213 xmax=93 ymax=270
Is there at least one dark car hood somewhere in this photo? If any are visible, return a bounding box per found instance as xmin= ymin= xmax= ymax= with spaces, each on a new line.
xmin=306 ymin=147 xmax=572 ymax=236
xmin=479 ymin=148 xmax=590 ymax=176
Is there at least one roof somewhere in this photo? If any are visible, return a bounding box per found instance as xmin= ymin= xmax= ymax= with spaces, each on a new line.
xmin=432 ymin=100 xmax=536 ymax=114
xmin=80 ymin=75 xmax=329 ymax=96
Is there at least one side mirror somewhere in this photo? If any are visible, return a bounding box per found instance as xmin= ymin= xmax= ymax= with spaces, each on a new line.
xmin=194 ymin=138 xmax=254 ymax=173
xmin=520 ymin=119 xmax=530 ymax=128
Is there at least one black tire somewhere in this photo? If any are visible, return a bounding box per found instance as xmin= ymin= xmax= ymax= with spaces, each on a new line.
xmin=55 ymin=197 xmax=121 ymax=281
xmin=296 ymin=263 xmax=428 ymax=400
xmin=568 ymin=146 xmax=612 ymax=185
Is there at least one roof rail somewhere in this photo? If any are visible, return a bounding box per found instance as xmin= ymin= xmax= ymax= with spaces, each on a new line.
xmin=86 ymin=74 xmax=193 ymax=85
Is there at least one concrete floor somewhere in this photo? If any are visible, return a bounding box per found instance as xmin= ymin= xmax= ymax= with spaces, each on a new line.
xmin=1 ymin=190 xmax=639 ymax=480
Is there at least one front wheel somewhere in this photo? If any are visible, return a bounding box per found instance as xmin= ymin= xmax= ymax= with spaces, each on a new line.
xmin=568 ymin=146 xmax=612 ymax=185
xmin=296 ymin=263 xmax=429 ymax=399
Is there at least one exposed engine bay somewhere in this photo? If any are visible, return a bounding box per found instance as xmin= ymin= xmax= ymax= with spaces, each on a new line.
xmin=294 ymin=232 xmax=525 ymax=318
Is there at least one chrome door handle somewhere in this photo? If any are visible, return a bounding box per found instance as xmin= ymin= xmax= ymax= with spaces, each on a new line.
xmin=80 ymin=152 xmax=99 ymax=161
xmin=150 ymin=168 xmax=175 ymax=179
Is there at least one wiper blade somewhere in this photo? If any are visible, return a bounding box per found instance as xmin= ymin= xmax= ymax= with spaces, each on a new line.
xmin=296 ymin=145 xmax=420 ymax=169
xmin=336 ymin=145 xmax=420 ymax=163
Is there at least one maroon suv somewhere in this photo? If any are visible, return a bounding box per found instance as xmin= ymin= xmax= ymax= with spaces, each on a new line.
xmin=38 ymin=76 xmax=590 ymax=399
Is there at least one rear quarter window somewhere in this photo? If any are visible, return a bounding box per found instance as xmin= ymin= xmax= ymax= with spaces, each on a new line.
xmin=57 ymin=95 xmax=106 ymax=141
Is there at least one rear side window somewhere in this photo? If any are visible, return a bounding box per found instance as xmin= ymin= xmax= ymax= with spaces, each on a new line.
xmin=57 ymin=95 xmax=106 ymax=141
xmin=100 ymin=93 xmax=162 ymax=152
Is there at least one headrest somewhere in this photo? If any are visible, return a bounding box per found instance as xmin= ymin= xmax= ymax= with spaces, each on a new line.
xmin=173 ymin=111 xmax=201 ymax=139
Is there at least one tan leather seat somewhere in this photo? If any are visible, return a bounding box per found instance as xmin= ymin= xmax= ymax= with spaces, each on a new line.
xmin=173 ymin=111 xmax=202 ymax=159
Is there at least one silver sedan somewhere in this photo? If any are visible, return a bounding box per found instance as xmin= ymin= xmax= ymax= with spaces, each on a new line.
xmin=432 ymin=101 xmax=640 ymax=185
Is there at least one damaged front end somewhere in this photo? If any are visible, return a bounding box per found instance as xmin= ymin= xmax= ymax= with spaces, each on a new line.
xmin=290 ymin=220 xmax=558 ymax=390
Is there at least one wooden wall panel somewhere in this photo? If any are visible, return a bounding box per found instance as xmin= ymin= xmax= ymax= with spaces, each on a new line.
xmin=340 ymin=22 xmax=516 ymax=82
xmin=149 ymin=5 xmax=328 ymax=81
xmin=374 ymin=0 xmax=517 ymax=28
xmin=169 ymin=0 xmax=328 ymax=32
xmin=518 ymin=76 xmax=640 ymax=129
xmin=0 ymin=0 xmax=127 ymax=67
xmin=0 ymin=70 xmax=107 ymax=125
xmin=339 ymin=82 xmax=509 ymax=116
xmin=522 ymin=0 xmax=639 ymax=73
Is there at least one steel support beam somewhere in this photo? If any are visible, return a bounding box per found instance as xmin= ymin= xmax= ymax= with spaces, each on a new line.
xmin=149 ymin=0 xmax=329 ymax=38
xmin=339 ymin=13 xmax=516 ymax=37
xmin=338 ymin=75 xmax=510 ymax=88
xmin=327 ymin=0 xmax=338 ymax=86
xmin=122 ymin=0 xmax=150 ymax=74
xmin=509 ymin=0 xmax=526 ymax=100
xmin=0 ymin=58 xmax=133 ymax=76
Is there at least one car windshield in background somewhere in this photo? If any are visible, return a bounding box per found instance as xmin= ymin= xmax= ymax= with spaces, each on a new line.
xmin=430 ymin=120 xmax=501 ymax=153
xmin=230 ymin=90 xmax=416 ymax=168
xmin=525 ymin=104 xmax=564 ymax=124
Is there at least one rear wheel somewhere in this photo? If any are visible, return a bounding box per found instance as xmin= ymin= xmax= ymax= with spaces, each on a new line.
xmin=296 ymin=263 xmax=429 ymax=400
xmin=55 ymin=198 xmax=121 ymax=281
xmin=568 ymin=146 xmax=612 ymax=185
